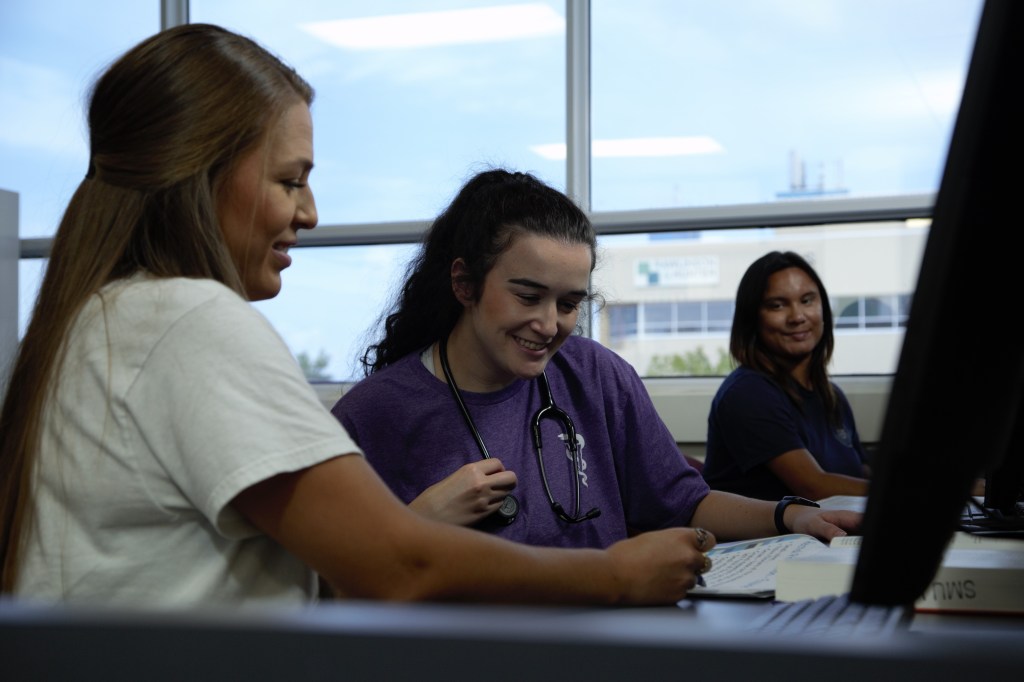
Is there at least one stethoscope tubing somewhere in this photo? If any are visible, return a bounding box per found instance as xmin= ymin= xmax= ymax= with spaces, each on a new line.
xmin=437 ymin=336 xmax=599 ymax=524
xmin=438 ymin=336 xmax=518 ymax=524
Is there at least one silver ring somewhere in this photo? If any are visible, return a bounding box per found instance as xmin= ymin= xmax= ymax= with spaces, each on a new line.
xmin=694 ymin=527 xmax=709 ymax=550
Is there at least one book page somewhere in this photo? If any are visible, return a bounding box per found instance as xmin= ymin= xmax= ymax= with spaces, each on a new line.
xmin=816 ymin=495 xmax=866 ymax=512
xmin=689 ymin=534 xmax=829 ymax=598
xmin=830 ymin=531 xmax=1024 ymax=552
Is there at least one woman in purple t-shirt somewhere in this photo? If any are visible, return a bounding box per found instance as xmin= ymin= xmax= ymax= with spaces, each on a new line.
xmin=334 ymin=170 xmax=860 ymax=555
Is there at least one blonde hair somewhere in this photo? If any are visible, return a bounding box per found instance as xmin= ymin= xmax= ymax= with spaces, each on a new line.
xmin=0 ymin=23 xmax=313 ymax=591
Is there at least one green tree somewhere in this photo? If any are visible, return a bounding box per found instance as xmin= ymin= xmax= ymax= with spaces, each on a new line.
xmin=297 ymin=349 xmax=332 ymax=381
xmin=647 ymin=347 xmax=733 ymax=377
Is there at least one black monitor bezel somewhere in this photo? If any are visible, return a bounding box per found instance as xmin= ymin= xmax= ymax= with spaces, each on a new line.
xmin=850 ymin=0 xmax=1024 ymax=606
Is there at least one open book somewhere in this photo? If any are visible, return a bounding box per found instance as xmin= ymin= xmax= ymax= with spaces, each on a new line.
xmin=686 ymin=495 xmax=867 ymax=599
xmin=776 ymin=532 xmax=1024 ymax=614
xmin=689 ymin=529 xmax=1024 ymax=613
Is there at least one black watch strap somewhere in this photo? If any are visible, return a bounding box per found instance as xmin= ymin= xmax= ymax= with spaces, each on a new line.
xmin=774 ymin=495 xmax=820 ymax=534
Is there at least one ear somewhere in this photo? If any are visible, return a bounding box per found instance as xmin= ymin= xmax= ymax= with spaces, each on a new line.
xmin=450 ymin=258 xmax=475 ymax=306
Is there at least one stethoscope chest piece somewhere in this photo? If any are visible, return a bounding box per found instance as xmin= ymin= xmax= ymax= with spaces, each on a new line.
xmin=496 ymin=494 xmax=519 ymax=524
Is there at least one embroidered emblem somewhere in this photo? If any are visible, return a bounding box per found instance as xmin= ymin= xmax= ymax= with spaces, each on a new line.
xmin=557 ymin=433 xmax=590 ymax=487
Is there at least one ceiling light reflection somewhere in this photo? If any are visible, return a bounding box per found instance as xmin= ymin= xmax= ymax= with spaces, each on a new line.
xmin=531 ymin=136 xmax=725 ymax=160
xmin=301 ymin=3 xmax=564 ymax=50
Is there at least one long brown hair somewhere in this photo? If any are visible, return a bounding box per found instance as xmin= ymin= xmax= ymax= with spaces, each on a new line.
xmin=729 ymin=250 xmax=839 ymax=424
xmin=0 ymin=23 xmax=313 ymax=592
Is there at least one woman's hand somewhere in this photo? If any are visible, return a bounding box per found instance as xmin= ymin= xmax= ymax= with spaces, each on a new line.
xmin=408 ymin=459 xmax=518 ymax=526
xmin=606 ymin=527 xmax=717 ymax=603
xmin=786 ymin=507 xmax=862 ymax=542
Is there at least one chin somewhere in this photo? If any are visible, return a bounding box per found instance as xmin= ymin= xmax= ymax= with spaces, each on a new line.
xmin=516 ymin=361 xmax=551 ymax=380
xmin=246 ymin=281 xmax=282 ymax=301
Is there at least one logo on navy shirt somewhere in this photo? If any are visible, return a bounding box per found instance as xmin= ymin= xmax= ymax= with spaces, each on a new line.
xmin=834 ymin=426 xmax=854 ymax=448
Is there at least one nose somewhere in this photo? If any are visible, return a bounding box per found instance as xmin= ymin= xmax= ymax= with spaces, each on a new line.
xmin=787 ymin=305 xmax=806 ymax=325
xmin=531 ymin=301 xmax=559 ymax=338
xmin=296 ymin=187 xmax=318 ymax=231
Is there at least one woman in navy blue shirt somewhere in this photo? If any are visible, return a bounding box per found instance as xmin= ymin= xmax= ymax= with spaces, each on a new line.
xmin=703 ymin=251 xmax=870 ymax=501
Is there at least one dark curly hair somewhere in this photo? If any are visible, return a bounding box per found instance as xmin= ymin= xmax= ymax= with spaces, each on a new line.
xmin=361 ymin=169 xmax=598 ymax=374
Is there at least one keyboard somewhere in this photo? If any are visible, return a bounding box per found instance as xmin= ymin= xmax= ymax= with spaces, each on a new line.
xmin=749 ymin=594 xmax=912 ymax=636
xmin=959 ymin=500 xmax=1024 ymax=537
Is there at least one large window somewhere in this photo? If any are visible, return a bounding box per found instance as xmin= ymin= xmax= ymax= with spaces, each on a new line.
xmin=193 ymin=0 xmax=568 ymax=225
xmin=589 ymin=1 xmax=982 ymax=210
xmin=0 ymin=1 xmax=158 ymax=239
xmin=592 ymin=219 xmax=928 ymax=377
xmin=3 ymin=1 xmax=983 ymax=382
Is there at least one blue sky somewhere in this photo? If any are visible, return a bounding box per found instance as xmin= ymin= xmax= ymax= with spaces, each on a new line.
xmin=1 ymin=1 xmax=983 ymax=379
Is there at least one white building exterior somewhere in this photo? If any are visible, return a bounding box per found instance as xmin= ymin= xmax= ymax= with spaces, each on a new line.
xmin=593 ymin=220 xmax=929 ymax=378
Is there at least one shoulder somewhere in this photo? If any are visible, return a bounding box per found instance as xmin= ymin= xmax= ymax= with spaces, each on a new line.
xmin=111 ymin=274 xmax=243 ymax=310
xmin=78 ymin=276 xmax=267 ymax=354
xmin=104 ymin=275 xmax=255 ymax=332
xmin=828 ymin=380 xmax=858 ymax=415
xmin=713 ymin=366 xmax=792 ymax=415
xmin=552 ymin=335 xmax=635 ymax=374
xmin=716 ymin=366 xmax=781 ymax=398
xmin=548 ymin=335 xmax=645 ymax=392
xmin=829 ymin=380 xmax=851 ymax=402
xmin=122 ymin=279 xmax=303 ymax=392
xmin=346 ymin=351 xmax=425 ymax=393
xmin=545 ymin=336 xmax=651 ymax=413
xmin=333 ymin=350 xmax=436 ymax=417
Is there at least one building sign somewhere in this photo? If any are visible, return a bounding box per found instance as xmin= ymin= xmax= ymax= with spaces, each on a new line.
xmin=634 ymin=255 xmax=719 ymax=288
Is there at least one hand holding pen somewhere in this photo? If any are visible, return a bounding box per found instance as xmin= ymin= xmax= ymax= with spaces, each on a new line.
xmin=693 ymin=527 xmax=715 ymax=587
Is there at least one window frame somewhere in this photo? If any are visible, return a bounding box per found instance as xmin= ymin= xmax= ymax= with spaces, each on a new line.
xmin=17 ymin=0 xmax=937 ymax=256
xmin=4 ymin=0 xmax=952 ymax=443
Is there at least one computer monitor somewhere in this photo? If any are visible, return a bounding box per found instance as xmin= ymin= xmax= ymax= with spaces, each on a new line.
xmin=849 ymin=0 xmax=1024 ymax=606
xmin=982 ymin=407 xmax=1024 ymax=521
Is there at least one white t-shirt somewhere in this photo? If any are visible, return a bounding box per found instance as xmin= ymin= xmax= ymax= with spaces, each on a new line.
xmin=15 ymin=274 xmax=360 ymax=607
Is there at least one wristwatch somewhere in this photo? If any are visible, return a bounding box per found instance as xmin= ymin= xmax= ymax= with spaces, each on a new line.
xmin=774 ymin=495 xmax=820 ymax=534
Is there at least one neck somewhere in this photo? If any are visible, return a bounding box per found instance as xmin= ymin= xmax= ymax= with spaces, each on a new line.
xmin=439 ymin=327 xmax=511 ymax=394
xmin=789 ymin=357 xmax=813 ymax=390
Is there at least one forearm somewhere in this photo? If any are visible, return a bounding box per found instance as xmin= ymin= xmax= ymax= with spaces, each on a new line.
xmin=339 ymin=520 xmax=624 ymax=605
xmin=236 ymin=455 xmax=662 ymax=606
xmin=767 ymin=449 xmax=869 ymax=500
xmin=689 ymin=491 xmax=777 ymax=541
xmin=368 ymin=518 xmax=702 ymax=606
xmin=786 ymin=472 xmax=868 ymax=501
xmin=688 ymin=490 xmax=862 ymax=542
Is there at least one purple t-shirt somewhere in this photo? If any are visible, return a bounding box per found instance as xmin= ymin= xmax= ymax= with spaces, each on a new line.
xmin=332 ymin=335 xmax=708 ymax=549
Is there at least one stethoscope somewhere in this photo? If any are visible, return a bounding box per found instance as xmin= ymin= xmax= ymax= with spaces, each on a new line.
xmin=438 ymin=336 xmax=601 ymax=526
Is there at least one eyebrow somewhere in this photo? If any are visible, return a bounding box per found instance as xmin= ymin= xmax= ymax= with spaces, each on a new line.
xmin=763 ymin=290 xmax=818 ymax=303
xmin=508 ymin=277 xmax=589 ymax=298
xmin=277 ymin=155 xmax=314 ymax=171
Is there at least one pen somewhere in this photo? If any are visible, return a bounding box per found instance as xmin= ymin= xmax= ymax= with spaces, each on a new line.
xmin=696 ymin=573 xmax=706 ymax=588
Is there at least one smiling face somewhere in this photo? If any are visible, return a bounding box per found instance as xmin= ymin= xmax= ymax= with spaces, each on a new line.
xmin=446 ymin=233 xmax=592 ymax=392
xmin=218 ymin=101 xmax=317 ymax=301
xmin=758 ymin=266 xmax=824 ymax=379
